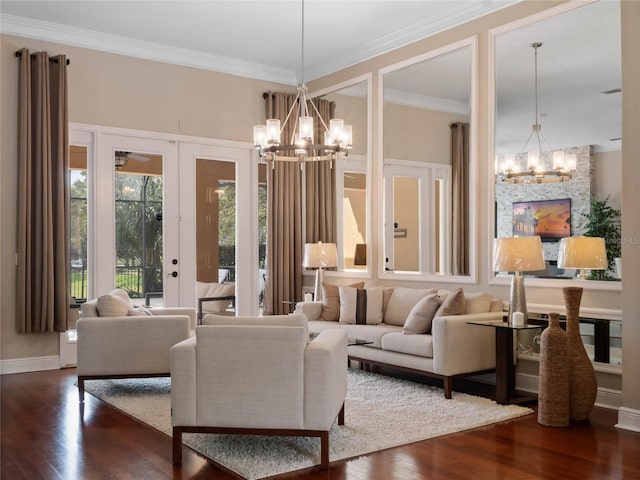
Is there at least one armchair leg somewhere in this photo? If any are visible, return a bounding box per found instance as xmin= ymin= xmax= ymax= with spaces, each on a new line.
xmin=78 ymin=377 xmax=85 ymax=403
xmin=338 ymin=402 xmax=345 ymax=426
xmin=320 ymin=431 xmax=329 ymax=468
xmin=173 ymin=427 xmax=183 ymax=463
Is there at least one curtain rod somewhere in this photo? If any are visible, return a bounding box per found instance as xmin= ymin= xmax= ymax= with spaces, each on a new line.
xmin=15 ymin=50 xmax=71 ymax=65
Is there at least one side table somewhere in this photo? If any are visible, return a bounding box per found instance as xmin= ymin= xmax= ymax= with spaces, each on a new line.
xmin=467 ymin=319 xmax=541 ymax=405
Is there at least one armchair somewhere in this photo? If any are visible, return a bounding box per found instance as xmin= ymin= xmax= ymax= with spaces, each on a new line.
xmin=196 ymin=281 xmax=235 ymax=322
xmin=77 ymin=289 xmax=196 ymax=402
xmin=170 ymin=313 xmax=348 ymax=468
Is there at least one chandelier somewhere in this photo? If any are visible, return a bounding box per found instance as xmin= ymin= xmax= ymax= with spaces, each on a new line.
xmin=496 ymin=42 xmax=576 ymax=184
xmin=252 ymin=1 xmax=352 ymax=164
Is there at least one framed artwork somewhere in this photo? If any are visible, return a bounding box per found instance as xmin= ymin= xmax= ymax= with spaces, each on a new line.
xmin=512 ymin=198 xmax=571 ymax=241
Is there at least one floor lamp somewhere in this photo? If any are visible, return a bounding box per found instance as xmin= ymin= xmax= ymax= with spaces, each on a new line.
xmin=303 ymin=242 xmax=337 ymax=301
xmin=493 ymin=236 xmax=545 ymax=325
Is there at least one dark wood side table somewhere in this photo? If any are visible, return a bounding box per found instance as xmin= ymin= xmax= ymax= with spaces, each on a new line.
xmin=467 ymin=319 xmax=542 ymax=405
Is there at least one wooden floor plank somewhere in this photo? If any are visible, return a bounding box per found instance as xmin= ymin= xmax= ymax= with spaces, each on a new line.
xmin=2 ymin=368 xmax=639 ymax=479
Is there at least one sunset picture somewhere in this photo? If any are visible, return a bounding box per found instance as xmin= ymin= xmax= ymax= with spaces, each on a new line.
xmin=512 ymin=198 xmax=571 ymax=240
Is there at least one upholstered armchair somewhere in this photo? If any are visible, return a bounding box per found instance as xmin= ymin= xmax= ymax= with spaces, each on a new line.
xmin=77 ymin=289 xmax=196 ymax=402
xmin=170 ymin=313 xmax=348 ymax=468
xmin=196 ymin=281 xmax=235 ymax=322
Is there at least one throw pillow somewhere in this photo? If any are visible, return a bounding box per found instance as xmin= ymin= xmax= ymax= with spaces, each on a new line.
xmin=465 ymin=292 xmax=493 ymax=314
xmin=435 ymin=287 xmax=466 ymax=317
xmin=319 ymin=281 xmax=364 ymax=321
xmin=384 ymin=287 xmax=437 ymax=326
xmin=402 ymin=293 xmax=442 ymax=334
xmin=338 ymin=286 xmax=384 ymax=325
xmin=127 ymin=306 xmax=153 ymax=316
xmin=109 ymin=288 xmax=133 ymax=307
xmin=96 ymin=294 xmax=130 ymax=317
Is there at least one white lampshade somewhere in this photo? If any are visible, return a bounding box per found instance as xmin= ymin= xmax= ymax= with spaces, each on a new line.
xmin=303 ymin=242 xmax=338 ymax=269
xmin=493 ymin=236 xmax=545 ymax=273
xmin=557 ymin=237 xmax=607 ymax=279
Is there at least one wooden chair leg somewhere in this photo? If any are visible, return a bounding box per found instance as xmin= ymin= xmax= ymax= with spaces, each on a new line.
xmin=338 ymin=402 xmax=345 ymax=426
xmin=320 ymin=431 xmax=329 ymax=468
xmin=173 ymin=427 xmax=183 ymax=463
xmin=443 ymin=377 xmax=453 ymax=399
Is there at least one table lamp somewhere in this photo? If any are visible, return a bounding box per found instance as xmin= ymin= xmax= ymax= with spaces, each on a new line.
xmin=493 ymin=236 xmax=545 ymax=324
xmin=303 ymin=242 xmax=337 ymax=301
xmin=557 ymin=236 xmax=607 ymax=280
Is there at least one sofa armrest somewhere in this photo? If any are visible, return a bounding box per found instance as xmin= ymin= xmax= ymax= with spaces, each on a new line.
xmin=77 ymin=315 xmax=192 ymax=376
xmin=170 ymin=336 xmax=197 ymax=426
xmin=294 ymin=301 xmax=323 ymax=321
xmin=150 ymin=307 xmax=197 ymax=330
xmin=431 ymin=311 xmax=503 ymax=376
xmin=303 ymin=329 xmax=348 ymax=430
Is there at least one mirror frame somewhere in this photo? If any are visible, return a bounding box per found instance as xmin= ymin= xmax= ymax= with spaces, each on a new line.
xmin=378 ymin=36 xmax=478 ymax=283
xmin=487 ymin=0 xmax=621 ymax=293
xmin=309 ymin=73 xmax=373 ymax=279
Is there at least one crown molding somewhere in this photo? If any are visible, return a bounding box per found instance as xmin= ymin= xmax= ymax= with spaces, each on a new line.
xmin=0 ymin=14 xmax=297 ymax=85
xmin=385 ymin=88 xmax=470 ymax=116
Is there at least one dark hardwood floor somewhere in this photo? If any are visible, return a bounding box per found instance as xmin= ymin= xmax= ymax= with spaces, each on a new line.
xmin=1 ymin=367 xmax=639 ymax=480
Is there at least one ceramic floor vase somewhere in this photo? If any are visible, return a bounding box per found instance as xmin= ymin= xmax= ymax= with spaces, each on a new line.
xmin=563 ymin=286 xmax=598 ymax=421
xmin=538 ymin=312 xmax=569 ymax=427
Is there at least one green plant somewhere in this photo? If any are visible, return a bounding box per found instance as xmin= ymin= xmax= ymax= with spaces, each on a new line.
xmin=583 ymin=196 xmax=621 ymax=280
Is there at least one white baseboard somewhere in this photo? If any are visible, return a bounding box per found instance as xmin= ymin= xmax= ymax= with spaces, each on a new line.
xmin=616 ymin=407 xmax=640 ymax=432
xmin=0 ymin=355 xmax=60 ymax=375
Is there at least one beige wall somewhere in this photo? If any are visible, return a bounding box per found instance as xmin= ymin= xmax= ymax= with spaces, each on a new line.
xmin=2 ymin=0 xmax=638 ymax=424
xmin=593 ymin=150 xmax=622 ymax=211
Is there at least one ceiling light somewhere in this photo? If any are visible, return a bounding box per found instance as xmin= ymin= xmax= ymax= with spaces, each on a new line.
xmin=496 ymin=42 xmax=576 ymax=184
xmin=252 ymin=0 xmax=352 ymax=164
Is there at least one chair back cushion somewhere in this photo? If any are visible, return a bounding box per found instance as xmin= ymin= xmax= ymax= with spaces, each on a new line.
xmin=197 ymin=281 xmax=235 ymax=312
xmin=202 ymin=313 xmax=308 ymax=339
xmin=194 ymin=324 xmax=306 ymax=429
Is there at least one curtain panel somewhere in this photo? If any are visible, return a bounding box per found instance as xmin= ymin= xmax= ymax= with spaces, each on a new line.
xmin=262 ymin=92 xmax=337 ymax=314
xmin=16 ymin=48 xmax=70 ymax=333
xmin=451 ymin=122 xmax=469 ymax=276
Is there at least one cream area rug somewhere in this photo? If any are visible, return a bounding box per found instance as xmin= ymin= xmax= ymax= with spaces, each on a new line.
xmin=84 ymin=369 xmax=533 ymax=479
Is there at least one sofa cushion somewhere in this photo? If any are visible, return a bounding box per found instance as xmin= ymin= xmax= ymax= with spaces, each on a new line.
xmin=402 ymin=293 xmax=442 ymax=334
xmin=307 ymin=320 xmax=400 ymax=348
xmin=319 ymin=282 xmax=364 ymax=321
xmin=338 ymin=286 xmax=384 ymax=325
xmin=384 ymin=287 xmax=437 ymax=326
xmin=96 ymin=294 xmax=130 ymax=317
xmin=435 ymin=287 xmax=466 ymax=316
xmin=465 ymin=292 xmax=493 ymax=314
xmin=381 ymin=332 xmax=434 ymax=358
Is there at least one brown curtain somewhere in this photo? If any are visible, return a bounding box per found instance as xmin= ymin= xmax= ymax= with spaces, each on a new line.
xmin=451 ymin=122 xmax=469 ymax=276
xmin=16 ymin=49 xmax=70 ymax=333
xmin=262 ymin=92 xmax=304 ymax=315
xmin=305 ymin=98 xmax=337 ymax=244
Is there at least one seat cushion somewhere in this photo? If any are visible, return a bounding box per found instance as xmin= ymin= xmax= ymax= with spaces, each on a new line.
xmin=381 ymin=332 xmax=434 ymax=358
xmin=308 ymin=320 xmax=400 ymax=348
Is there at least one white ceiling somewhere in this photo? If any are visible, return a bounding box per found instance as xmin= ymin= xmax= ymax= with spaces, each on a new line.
xmin=0 ymin=0 xmax=621 ymax=153
xmin=0 ymin=0 xmax=520 ymax=85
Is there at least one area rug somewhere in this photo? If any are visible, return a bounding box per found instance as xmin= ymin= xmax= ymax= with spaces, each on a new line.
xmin=84 ymin=369 xmax=533 ymax=479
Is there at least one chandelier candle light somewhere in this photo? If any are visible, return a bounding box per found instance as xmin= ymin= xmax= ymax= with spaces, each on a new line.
xmin=493 ymin=236 xmax=545 ymax=325
xmin=496 ymin=42 xmax=577 ymax=184
xmin=253 ymin=1 xmax=352 ymax=164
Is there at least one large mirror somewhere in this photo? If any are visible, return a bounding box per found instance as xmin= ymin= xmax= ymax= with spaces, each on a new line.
xmin=381 ymin=38 xmax=476 ymax=279
xmin=492 ymin=0 xmax=622 ymax=366
xmin=311 ymin=77 xmax=370 ymax=274
xmin=493 ymin=0 xmax=622 ymax=284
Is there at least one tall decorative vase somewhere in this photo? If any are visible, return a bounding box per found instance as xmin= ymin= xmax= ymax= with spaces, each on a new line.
xmin=563 ymin=286 xmax=598 ymax=421
xmin=537 ymin=312 xmax=569 ymax=427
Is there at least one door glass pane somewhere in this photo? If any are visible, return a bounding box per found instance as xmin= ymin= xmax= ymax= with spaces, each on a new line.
xmin=114 ymin=151 xmax=163 ymax=305
xmin=70 ymin=145 xmax=88 ymax=302
xmin=196 ymin=159 xmax=236 ymax=284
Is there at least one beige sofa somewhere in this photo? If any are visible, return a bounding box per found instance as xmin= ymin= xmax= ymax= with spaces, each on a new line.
xmin=295 ymin=286 xmax=504 ymax=398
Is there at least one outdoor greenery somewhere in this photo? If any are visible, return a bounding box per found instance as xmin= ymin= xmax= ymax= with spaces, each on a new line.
xmin=583 ymin=195 xmax=621 ymax=281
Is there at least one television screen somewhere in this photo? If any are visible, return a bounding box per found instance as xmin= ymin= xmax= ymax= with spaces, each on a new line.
xmin=512 ymin=198 xmax=571 ymax=241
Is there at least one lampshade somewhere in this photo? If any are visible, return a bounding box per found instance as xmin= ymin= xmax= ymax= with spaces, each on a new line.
xmin=493 ymin=236 xmax=545 ymax=272
xmin=557 ymin=237 xmax=607 ymax=270
xmin=303 ymin=242 xmax=338 ymax=269
xmin=353 ymin=243 xmax=367 ymax=266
